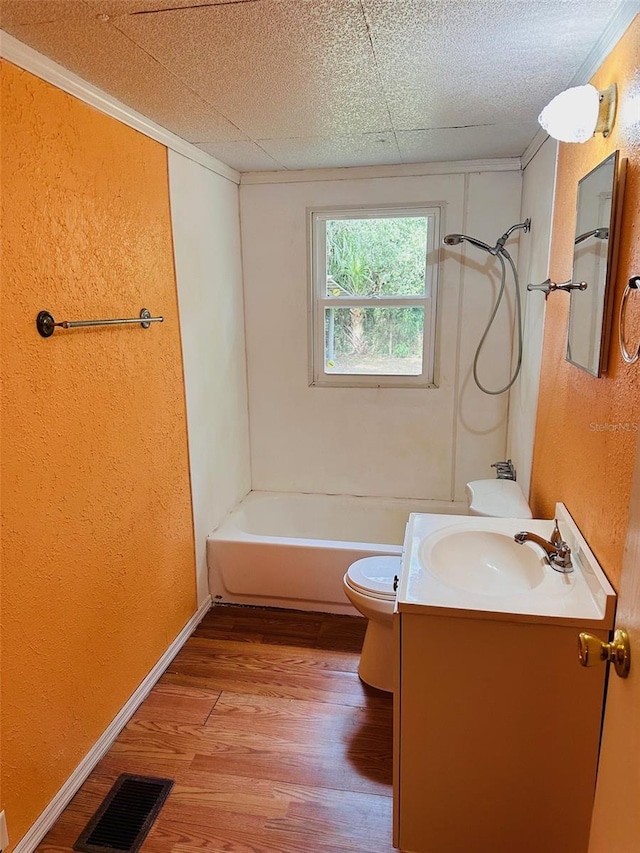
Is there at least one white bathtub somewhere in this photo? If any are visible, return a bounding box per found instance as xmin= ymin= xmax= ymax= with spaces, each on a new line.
xmin=207 ymin=491 xmax=466 ymax=614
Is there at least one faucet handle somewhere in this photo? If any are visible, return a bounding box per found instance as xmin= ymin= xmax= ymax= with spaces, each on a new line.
xmin=549 ymin=519 xmax=573 ymax=570
xmin=549 ymin=518 xmax=564 ymax=548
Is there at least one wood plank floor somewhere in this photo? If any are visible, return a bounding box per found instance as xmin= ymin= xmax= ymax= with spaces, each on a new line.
xmin=37 ymin=605 xmax=395 ymax=853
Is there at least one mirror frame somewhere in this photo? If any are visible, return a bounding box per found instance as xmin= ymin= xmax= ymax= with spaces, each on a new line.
xmin=566 ymin=150 xmax=627 ymax=377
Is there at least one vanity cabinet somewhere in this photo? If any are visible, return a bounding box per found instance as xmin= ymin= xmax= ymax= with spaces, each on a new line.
xmin=392 ymin=505 xmax=616 ymax=853
xmin=393 ymin=611 xmax=608 ymax=853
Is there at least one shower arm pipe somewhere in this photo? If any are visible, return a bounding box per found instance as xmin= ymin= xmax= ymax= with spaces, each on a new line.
xmin=575 ymin=227 xmax=609 ymax=245
xmin=503 ymin=218 xmax=532 ymax=239
xmin=493 ymin=218 xmax=531 ymax=254
xmin=527 ymin=279 xmax=588 ymax=299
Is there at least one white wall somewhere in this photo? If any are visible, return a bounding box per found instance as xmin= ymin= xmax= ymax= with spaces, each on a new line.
xmin=240 ymin=166 xmax=522 ymax=502
xmin=507 ymin=138 xmax=558 ymax=498
xmin=169 ymin=151 xmax=251 ymax=604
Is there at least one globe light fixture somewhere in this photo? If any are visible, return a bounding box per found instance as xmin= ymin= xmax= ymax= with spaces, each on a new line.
xmin=538 ymin=84 xmax=617 ymax=143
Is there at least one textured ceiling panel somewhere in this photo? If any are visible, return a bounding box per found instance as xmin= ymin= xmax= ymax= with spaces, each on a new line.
xmin=3 ymin=1 xmax=245 ymax=142
xmin=0 ymin=0 xmax=78 ymax=27
xmin=86 ymin=0 xmax=258 ymax=15
xmin=113 ymin=0 xmax=391 ymax=139
xmin=196 ymin=139 xmax=284 ymax=171
xmin=0 ymin=0 xmax=628 ymax=171
xmin=396 ymin=124 xmax=536 ymax=164
xmin=258 ymin=131 xmax=402 ymax=171
xmin=84 ymin=0 xmax=259 ymax=17
xmin=363 ymin=0 xmax=623 ymax=131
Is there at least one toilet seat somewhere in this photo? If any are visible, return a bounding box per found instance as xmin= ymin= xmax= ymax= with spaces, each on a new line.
xmin=345 ymin=556 xmax=400 ymax=601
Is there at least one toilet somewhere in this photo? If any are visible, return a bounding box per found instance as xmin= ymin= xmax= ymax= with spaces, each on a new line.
xmin=343 ymin=555 xmax=400 ymax=693
xmin=343 ymin=478 xmax=532 ymax=692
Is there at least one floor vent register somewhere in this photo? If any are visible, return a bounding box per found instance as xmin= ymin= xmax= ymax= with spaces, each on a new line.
xmin=73 ymin=774 xmax=173 ymax=853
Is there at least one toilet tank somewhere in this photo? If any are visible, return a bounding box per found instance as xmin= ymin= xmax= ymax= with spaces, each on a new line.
xmin=465 ymin=479 xmax=532 ymax=518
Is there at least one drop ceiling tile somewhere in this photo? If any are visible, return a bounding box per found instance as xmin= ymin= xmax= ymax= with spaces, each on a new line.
xmin=0 ymin=1 xmax=78 ymax=27
xmin=85 ymin=0 xmax=257 ymax=17
xmin=196 ymin=140 xmax=283 ymax=172
xmin=114 ymin=0 xmax=391 ymax=139
xmin=396 ymin=124 xmax=535 ymax=164
xmin=258 ymin=132 xmax=401 ymax=170
xmin=363 ymin=0 xmax=625 ymax=131
xmin=2 ymin=3 xmax=245 ymax=142
xmin=2 ymin=0 xmax=628 ymax=172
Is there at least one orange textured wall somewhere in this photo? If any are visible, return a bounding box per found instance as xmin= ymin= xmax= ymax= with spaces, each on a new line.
xmin=531 ymin=17 xmax=640 ymax=589
xmin=0 ymin=61 xmax=197 ymax=847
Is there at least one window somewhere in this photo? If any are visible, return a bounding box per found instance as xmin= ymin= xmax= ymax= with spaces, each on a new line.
xmin=309 ymin=205 xmax=440 ymax=387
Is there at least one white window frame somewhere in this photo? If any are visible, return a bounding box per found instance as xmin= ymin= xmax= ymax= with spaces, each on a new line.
xmin=309 ymin=204 xmax=441 ymax=388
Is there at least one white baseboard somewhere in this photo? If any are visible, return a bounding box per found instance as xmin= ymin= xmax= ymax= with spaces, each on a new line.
xmin=12 ymin=595 xmax=213 ymax=853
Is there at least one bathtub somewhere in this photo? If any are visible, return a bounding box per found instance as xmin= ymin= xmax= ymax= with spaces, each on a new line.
xmin=207 ymin=491 xmax=467 ymax=614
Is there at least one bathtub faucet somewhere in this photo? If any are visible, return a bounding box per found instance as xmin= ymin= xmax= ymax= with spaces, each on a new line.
xmin=491 ymin=459 xmax=516 ymax=480
xmin=514 ymin=519 xmax=573 ymax=573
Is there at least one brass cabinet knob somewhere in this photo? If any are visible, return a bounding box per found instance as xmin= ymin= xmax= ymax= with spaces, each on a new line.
xmin=578 ymin=628 xmax=631 ymax=679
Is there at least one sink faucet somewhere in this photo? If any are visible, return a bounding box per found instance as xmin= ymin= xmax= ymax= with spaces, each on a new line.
xmin=514 ymin=520 xmax=573 ymax=572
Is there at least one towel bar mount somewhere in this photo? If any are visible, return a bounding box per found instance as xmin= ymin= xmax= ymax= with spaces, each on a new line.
xmin=36 ymin=308 xmax=164 ymax=338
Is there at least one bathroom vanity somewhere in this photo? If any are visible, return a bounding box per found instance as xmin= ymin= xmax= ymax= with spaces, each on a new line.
xmin=393 ymin=505 xmax=616 ymax=853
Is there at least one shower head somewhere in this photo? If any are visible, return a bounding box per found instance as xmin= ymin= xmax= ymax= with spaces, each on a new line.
xmin=443 ymin=233 xmax=494 ymax=253
xmin=444 ymin=220 xmax=531 ymax=258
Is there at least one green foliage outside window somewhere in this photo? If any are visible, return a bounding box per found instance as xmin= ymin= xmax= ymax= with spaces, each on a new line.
xmin=325 ymin=217 xmax=428 ymax=360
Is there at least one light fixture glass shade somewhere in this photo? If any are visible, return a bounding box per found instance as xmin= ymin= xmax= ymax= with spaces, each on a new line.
xmin=538 ymin=84 xmax=601 ymax=143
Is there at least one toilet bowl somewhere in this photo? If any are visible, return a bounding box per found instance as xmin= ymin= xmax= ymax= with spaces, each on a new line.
xmin=344 ymin=479 xmax=532 ymax=694
xmin=343 ymin=555 xmax=400 ymax=693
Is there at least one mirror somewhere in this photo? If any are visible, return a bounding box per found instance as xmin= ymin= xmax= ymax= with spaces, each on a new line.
xmin=566 ymin=150 xmax=626 ymax=376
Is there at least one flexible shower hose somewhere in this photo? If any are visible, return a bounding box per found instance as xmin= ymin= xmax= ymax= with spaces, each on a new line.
xmin=472 ymin=251 xmax=523 ymax=395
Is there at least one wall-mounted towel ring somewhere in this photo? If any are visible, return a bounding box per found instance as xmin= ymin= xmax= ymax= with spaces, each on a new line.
xmin=619 ymin=276 xmax=640 ymax=364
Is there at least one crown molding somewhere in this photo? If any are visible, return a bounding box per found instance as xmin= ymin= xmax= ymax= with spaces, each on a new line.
xmin=569 ymin=1 xmax=640 ymax=88
xmin=240 ymin=157 xmax=523 ymax=186
xmin=0 ymin=31 xmax=240 ymax=185
xmin=521 ymin=129 xmax=549 ymax=170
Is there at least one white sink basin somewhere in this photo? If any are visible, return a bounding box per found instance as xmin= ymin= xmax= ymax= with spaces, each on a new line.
xmin=397 ymin=504 xmax=617 ymax=628
xmin=423 ymin=529 xmax=545 ymax=595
